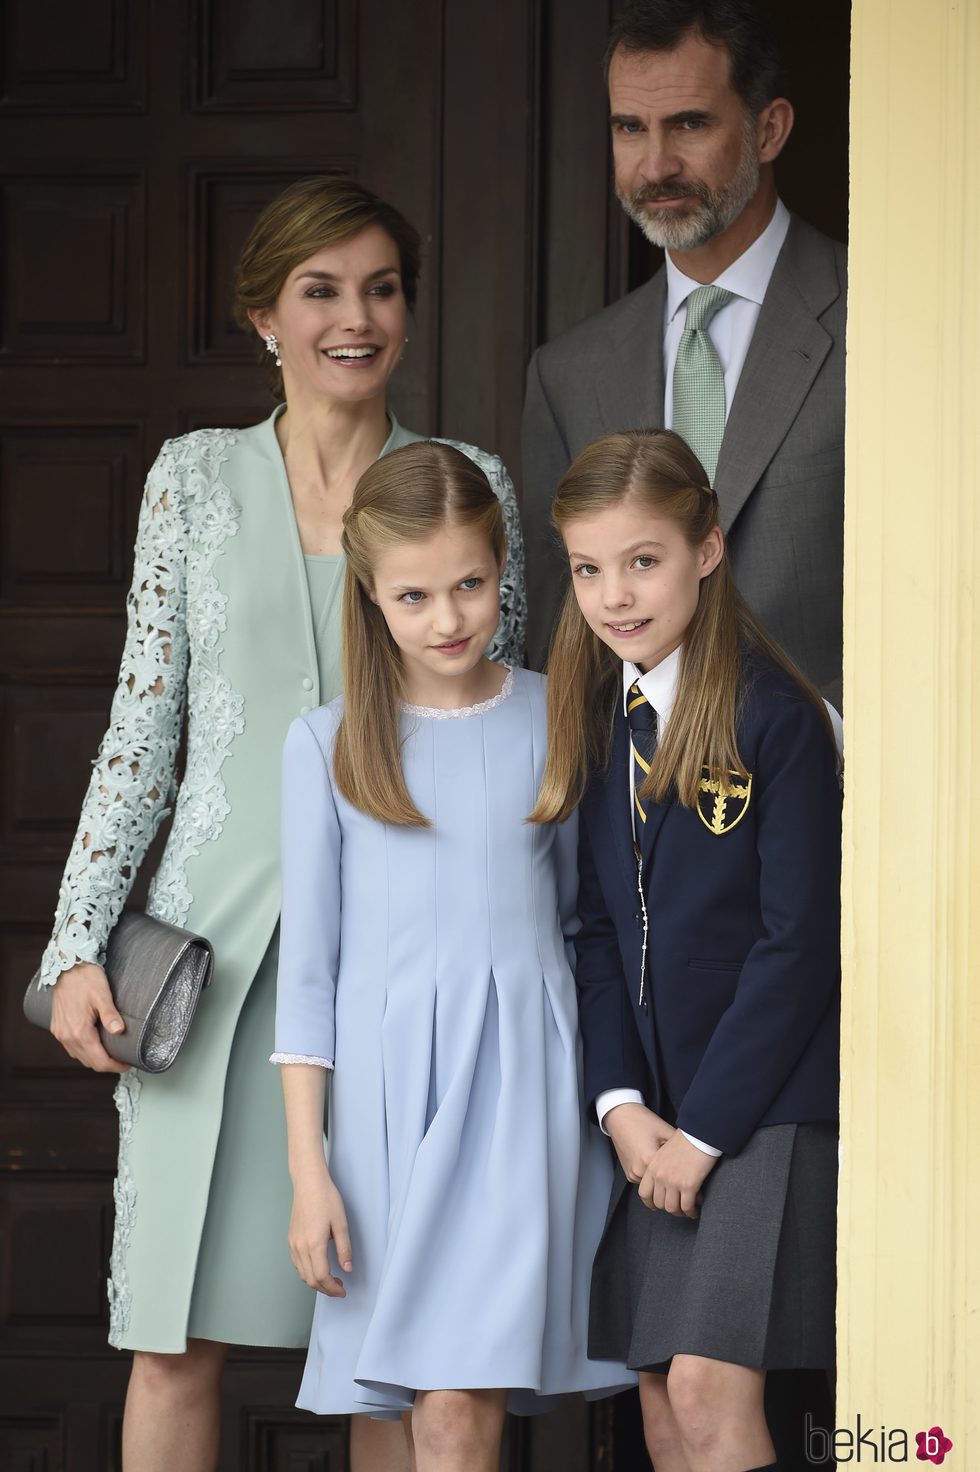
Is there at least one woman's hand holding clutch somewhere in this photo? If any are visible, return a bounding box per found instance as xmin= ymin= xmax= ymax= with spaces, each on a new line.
xmin=50 ymin=962 xmax=128 ymax=1074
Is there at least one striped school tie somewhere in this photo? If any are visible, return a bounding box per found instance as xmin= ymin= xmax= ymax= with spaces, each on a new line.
xmin=671 ymin=284 xmax=734 ymax=484
xmin=626 ymin=682 xmax=658 ymax=824
xmin=627 ymin=682 xmax=657 ymax=1009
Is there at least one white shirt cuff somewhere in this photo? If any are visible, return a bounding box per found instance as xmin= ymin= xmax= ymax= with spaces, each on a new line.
xmin=680 ymin=1129 xmax=722 ymax=1158
xmin=596 ymin=1088 xmax=645 ymax=1134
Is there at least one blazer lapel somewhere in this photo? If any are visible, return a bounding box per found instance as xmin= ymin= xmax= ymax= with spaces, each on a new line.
xmin=597 ymin=711 xmax=641 ymax=892
xmin=713 ymin=216 xmax=840 ymax=532
xmin=593 ymin=271 xmax=667 ymax=438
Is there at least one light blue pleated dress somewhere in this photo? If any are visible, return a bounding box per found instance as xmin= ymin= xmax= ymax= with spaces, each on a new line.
xmin=274 ymin=667 xmax=633 ymax=1416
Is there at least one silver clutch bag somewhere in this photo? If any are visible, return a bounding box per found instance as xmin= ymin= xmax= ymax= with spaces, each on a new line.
xmin=24 ymin=909 xmax=214 ymax=1073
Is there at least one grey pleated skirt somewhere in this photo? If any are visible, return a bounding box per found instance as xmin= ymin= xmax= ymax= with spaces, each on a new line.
xmin=589 ymin=1122 xmax=837 ymax=1372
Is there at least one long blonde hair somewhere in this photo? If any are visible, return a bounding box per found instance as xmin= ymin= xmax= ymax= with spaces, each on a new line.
xmin=530 ymin=429 xmax=833 ymax=824
xmin=334 ymin=442 xmax=505 ymax=826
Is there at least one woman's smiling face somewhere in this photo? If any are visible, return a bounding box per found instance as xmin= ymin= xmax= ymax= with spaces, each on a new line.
xmin=251 ymin=224 xmax=408 ymax=406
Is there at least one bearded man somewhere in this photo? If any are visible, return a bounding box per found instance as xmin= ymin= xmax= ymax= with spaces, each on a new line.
xmin=522 ymin=0 xmax=846 ymax=708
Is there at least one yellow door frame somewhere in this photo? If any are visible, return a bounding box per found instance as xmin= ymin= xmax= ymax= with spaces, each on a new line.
xmin=841 ymin=0 xmax=979 ymax=1462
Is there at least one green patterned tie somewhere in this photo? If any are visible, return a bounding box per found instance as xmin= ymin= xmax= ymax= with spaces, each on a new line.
xmin=671 ymin=284 xmax=734 ymax=485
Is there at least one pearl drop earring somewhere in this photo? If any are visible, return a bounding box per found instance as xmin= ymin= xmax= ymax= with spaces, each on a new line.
xmin=265 ymin=333 xmax=281 ymax=368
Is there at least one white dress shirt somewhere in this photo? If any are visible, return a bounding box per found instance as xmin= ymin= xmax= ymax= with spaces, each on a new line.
xmin=663 ymin=198 xmax=791 ymax=429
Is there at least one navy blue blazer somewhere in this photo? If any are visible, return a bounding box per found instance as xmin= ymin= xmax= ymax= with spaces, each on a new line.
xmin=576 ymin=658 xmax=841 ymax=1157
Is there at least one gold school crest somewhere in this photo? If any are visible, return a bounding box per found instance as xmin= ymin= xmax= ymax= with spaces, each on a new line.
xmin=697 ymin=768 xmax=753 ymax=835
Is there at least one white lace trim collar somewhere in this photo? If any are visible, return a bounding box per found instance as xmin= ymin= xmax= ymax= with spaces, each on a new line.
xmin=401 ymin=667 xmax=514 ymax=720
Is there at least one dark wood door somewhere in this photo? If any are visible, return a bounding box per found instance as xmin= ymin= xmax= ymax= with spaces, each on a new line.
xmin=0 ymin=3 xmax=444 ymax=1468
xmin=0 ymin=1 xmax=849 ymax=1468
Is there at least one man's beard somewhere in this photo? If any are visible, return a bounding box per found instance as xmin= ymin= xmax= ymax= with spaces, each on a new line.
xmin=616 ymin=121 xmax=761 ymax=251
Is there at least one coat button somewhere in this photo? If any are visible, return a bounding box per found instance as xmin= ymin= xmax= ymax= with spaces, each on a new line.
xmin=301 ymin=677 xmax=313 ymax=691
xmin=299 ymin=705 xmax=310 ymax=715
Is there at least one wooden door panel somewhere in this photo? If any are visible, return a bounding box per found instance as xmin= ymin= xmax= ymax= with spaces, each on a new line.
xmin=1 ymin=684 xmax=112 ymax=845
xmin=0 ymin=0 xmax=149 ymax=116
xmin=1 ymin=172 xmax=147 ymax=364
xmin=190 ymin=0 xmax=356 ymax=114
xmin=0 ymin=423 xmax=143 ymax=608
xmin=0 ymin=1410 xmax=68 ymax=1472
xmin=1 ymin=1177 xmax=111 ymax=1328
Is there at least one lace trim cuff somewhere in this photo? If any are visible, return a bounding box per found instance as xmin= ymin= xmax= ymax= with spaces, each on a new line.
xmin=270 ymin=1051 xmax=335 ymax=1069
xmin=38 ymin=932 xmax=104 ymax=988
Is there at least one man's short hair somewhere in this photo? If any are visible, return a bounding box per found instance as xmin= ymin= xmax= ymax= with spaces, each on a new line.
xmin=604 ymin=0 xmax=789 ymax=116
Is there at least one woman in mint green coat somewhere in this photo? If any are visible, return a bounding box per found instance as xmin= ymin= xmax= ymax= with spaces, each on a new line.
xmin=40 ymin=177 xmax=525 ymax=1472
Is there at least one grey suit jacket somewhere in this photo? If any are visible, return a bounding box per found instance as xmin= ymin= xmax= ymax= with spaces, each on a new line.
xmin=522 ymin=214 xmax=846 ymax=707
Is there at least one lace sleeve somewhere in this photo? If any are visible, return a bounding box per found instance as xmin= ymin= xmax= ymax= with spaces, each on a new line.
xmin=38 ymin=443 xmax=190 ymax=985
xmin=482 ymin=454 xmax=527 ymax=668
xmin=431 ymin=438 xmax=527 ymax=667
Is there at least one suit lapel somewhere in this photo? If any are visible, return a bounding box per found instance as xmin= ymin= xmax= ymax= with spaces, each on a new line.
xmin=593 ymin=271 xmax=667 ymax=439
xmin=713 ymin=216 xmax=841 ymax=532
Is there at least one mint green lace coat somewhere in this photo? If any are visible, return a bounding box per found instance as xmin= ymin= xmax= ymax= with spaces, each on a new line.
xmin=40 ymin=408 xmax=525 ymax=1349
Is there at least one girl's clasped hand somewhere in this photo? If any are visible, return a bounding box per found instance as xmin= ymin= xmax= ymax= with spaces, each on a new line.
xmin=608 ymin=1102 xmax=711 ymax=1218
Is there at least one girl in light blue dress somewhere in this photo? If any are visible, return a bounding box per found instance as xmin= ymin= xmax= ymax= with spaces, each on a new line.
xmin=273 ymin=441 xmax=630 ymax=1470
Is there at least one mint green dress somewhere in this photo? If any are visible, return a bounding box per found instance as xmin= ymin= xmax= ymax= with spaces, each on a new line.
xmin=38 ymin=407 xmax=526 ymax=1352
xmin=187 ymin=554 xmax=345 ymax=1345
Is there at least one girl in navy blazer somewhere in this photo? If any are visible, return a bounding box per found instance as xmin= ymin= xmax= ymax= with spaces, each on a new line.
xmin=530 ymin=429 xmax=841 ymax=1472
